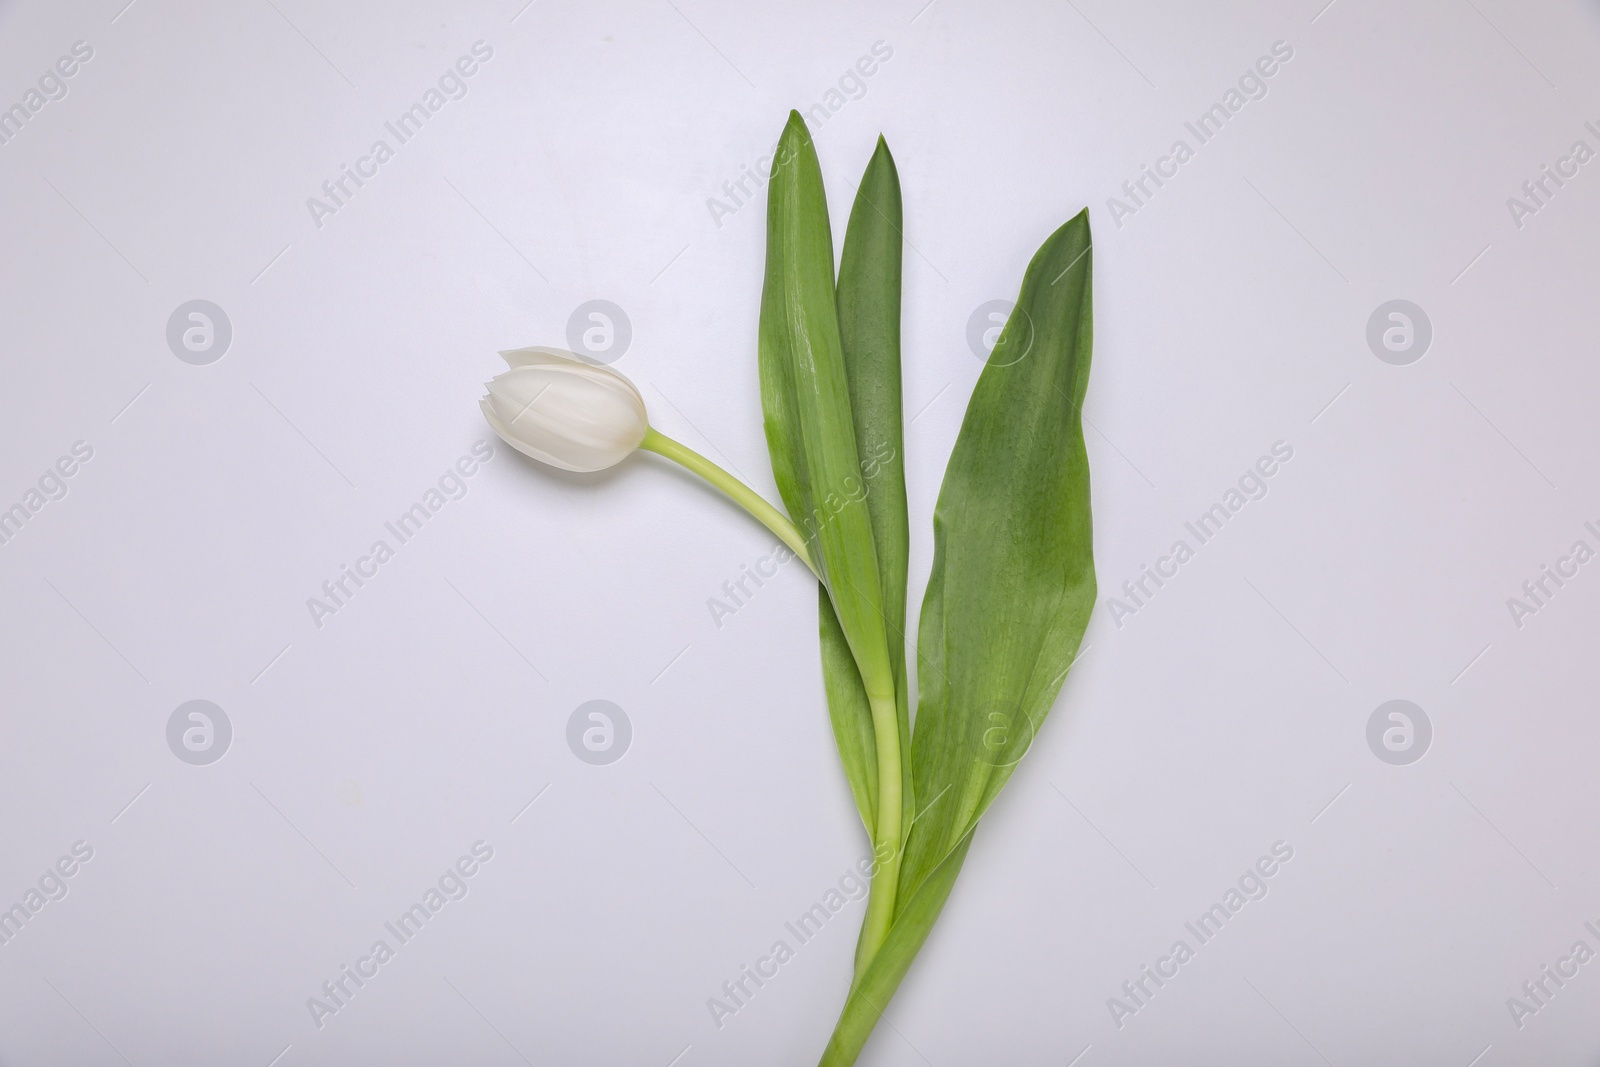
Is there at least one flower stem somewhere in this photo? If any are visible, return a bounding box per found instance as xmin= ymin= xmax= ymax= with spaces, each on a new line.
xmin=643 ymin=427 xmax=901 ymax=972
xmin=855 ymin=686 xmax=903 ymax=973
xmin=640 ymin=428 xmax=816 ymax=575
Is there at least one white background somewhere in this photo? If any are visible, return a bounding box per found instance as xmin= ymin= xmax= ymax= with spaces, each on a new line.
xmin=2 ymin=0 xmax=1599 ymax=1064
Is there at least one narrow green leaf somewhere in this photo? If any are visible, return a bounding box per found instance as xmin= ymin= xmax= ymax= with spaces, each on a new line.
xmin=837 ymin=137 xmax=912 ymax=830
xmin=898 ymin=210 xmax=1096 ymax=904
xmin=758 ymin=111 xmax=894 ymax=697
xmin=760 ymin=113 xmax=908 ymax=969
xmin=818 ymin=136 xmax=913 ymax=842
xmin=816 ymin=598 xmax=877 ymax=830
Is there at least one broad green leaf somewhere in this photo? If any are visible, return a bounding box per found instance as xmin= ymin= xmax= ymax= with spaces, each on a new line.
xmin=818 ymin=833 xmax=973 ymax=1067
xmin=818 ymin=212 xmax=1096 ymax=1066
xmin=818 ymin=137 xmax=913 ymax=841
xmin=897 ymin=210 xmax=1096 ymax=906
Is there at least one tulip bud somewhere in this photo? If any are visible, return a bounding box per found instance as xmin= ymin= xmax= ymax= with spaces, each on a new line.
xmin=480 ymin=347 xmax=650 ymax=472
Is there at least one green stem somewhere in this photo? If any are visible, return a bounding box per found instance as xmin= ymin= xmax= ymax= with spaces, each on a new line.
xmin=640 ymin=428 xmax=816 ymax=576
xmin=642 ymin=427 xmax=902 ymax=973
xmin=855 ymin=686 xmax=903 ymax=973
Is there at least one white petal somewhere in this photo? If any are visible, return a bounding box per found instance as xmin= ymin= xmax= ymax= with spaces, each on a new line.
xmin=499 ymin=346 xmax=588 ymax=369
xmin=479 ymin=396 xmax=563 ymax=468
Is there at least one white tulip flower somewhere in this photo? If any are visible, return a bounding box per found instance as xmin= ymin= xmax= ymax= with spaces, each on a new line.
xmin=480 ymin=345 xmax=815 ymax=570
xmin=480 ymin=347 xmax=650 ymax=473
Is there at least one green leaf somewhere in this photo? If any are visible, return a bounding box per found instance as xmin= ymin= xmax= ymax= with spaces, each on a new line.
xmin=818 ymin=137 xmax=913 ymax=842
xmin=818 ymin=833 xmax=972 ymax=1067
xmin=760 ymin=113 xmax=909 ymax=971
xmin=815 ymin=212 xmax=1095 ymax=1067
xmin=758 ymin=111 xmax=894 ymax=698
xmin=816 ymin=209 xmax=1096 ymax=1066
xmin=898 ymin=210 xmax=1097 ymax=906
xmin=817 ymin=597 xmax=879 ymax=830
